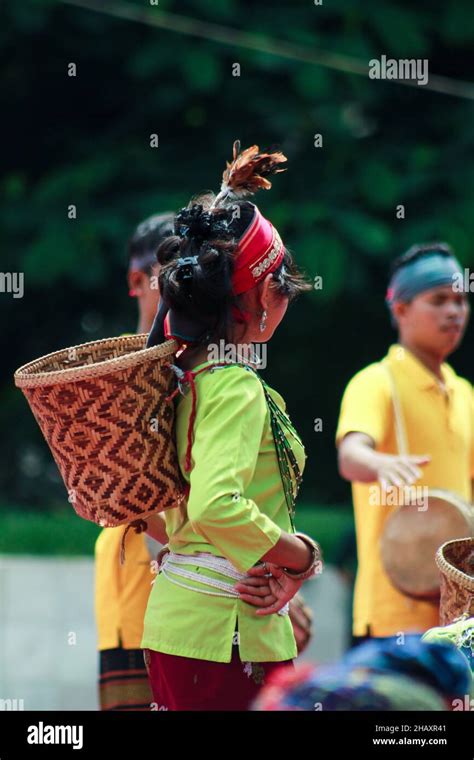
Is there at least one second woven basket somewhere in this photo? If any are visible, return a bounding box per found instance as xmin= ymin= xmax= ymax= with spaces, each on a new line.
xmin=436 ymin=537 xmax=474 ymax=625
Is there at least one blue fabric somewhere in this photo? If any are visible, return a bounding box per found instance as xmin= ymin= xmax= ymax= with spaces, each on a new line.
xmin=386 ymin=252 xmax=462 ymax=305
xmin=252 ymin=637 xmax=472 ymax=711
xmin=275 ymin=668 xmax=445 ymax=711
xmin=344 ymin=637 xmax=471 ymax=698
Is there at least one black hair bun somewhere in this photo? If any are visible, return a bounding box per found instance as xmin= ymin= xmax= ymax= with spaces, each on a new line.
xmin=175 ymin=204 xmax=234 ymax=242
xmin=175 ymin=204 xmax=211 ymax=240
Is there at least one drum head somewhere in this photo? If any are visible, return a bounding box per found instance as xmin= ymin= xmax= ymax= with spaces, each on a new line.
xmin=380 ymin=492 xmax=474 ymax=601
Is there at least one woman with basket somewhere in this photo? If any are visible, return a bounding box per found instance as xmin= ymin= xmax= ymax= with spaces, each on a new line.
xmin=141 ymin=142 xmax=321 ymax=710
xmin=14 ymin=142 xmax=319 ymax=711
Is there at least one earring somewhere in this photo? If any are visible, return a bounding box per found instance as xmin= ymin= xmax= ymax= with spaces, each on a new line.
xmin=259 ymin=309 xmax=267 ymax=333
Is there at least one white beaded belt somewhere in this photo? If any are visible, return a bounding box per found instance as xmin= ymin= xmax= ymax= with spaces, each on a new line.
xmin=160 ymin=551 xmax=289 ymax=616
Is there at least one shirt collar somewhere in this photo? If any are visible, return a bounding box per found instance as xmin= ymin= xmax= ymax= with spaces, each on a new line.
xmin=386 ymin=344 xmax=456 ymax=393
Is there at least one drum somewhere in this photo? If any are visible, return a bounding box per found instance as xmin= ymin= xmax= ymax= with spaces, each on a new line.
xmin=380 ymin=489 xmax=474 ymax=601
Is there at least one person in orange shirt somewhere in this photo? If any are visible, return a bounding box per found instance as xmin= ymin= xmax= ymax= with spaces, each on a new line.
xmin=94 ymin=212 xmax=173 ymax=710
xmin=336 ymin=242 xmax=473 ymax=646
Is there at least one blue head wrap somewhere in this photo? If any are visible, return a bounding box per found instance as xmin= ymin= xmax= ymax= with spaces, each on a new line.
xmin=386 ymin=250 xmax=462 ymax=308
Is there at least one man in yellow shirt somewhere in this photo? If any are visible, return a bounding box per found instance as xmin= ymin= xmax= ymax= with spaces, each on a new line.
xmin=94 ymin=213 xmax=173 ymax=710
xmin=336 ymin=242 xmax=473 ymax=643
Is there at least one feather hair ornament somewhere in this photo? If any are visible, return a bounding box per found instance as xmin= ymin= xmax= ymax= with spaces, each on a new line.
xmin=211 ymin=140 xmax=287 ymax=208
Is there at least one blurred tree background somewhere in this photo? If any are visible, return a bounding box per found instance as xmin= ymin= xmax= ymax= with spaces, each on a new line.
xmin=1 ymin=0 xmax=474 ymax=542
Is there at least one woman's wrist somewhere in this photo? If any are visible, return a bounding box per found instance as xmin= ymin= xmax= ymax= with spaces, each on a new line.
xmin=260 ymin=531 xmax=321 ymax=573
xmin=283 ymin=534 xmax=322 ymax=581
xmin=286 ymin=537 xmax=313 ymax=572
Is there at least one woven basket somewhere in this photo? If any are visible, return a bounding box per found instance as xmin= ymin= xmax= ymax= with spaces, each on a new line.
xmin=14 ymin=334 xmax=185 ymax=527
xmin=435 ymin=538 xmax=474 ymax=626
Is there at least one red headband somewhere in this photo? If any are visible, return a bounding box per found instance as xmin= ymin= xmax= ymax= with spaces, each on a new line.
xmin=163 ymin=205 xmax=286 ymax=339
xmin=231 ymin=206 xmax=285 ymax=296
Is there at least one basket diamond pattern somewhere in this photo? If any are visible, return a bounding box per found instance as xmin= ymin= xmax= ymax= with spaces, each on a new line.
xmin=14 ymin=335 xmax=184 ymax=527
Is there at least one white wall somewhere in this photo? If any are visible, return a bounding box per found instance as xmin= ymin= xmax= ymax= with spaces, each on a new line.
xmin=0 ymin=556 xmax=350 ymax=710
xmin=0 ymin=556 xmax=98 ymax=711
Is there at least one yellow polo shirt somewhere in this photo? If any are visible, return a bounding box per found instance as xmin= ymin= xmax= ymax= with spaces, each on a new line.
xmin=95 ymin=528 xmax=157 ymax=650
xmin=336 ymin=344 xmax=474 ymax=637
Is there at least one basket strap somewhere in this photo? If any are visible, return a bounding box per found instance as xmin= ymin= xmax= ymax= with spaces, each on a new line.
xmin=165 ymin=362 xmax=231 ymax=472
xmin=120 ymin=519 xmax=148 ymax=565
xmin=147 ymin=300 xmax=169 ymax=348
xmin=381 ymin=362 xmax=409 ymax=457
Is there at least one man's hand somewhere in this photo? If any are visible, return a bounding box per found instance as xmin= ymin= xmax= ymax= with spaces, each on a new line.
xmin=289 ymin=593 xmax=313 ymax=654
xmin=338 ymin=431 xmax=430 ymax=486
xmin=375 ymin=452 xmax=430 ymax=489
xmin=144 ymin=513 xmax=168 ymax=545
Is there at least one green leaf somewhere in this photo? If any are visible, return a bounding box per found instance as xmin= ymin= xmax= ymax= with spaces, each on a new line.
xmin=179 ymin=48 xmax=221 ymax=91
xmin=358 ymin=161 xmax=401 ymax=210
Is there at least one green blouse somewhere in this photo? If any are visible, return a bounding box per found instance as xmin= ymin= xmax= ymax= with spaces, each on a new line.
xmin=141 ymin=360 xmax=307 ymax=663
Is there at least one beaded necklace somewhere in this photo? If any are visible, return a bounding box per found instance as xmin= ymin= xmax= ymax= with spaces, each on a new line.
xmin=253 ymin=371 xmax=304 ymax=532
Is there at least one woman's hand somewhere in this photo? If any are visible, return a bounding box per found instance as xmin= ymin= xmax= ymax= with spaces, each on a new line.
xmin=235 ymin=563 xmax=303 ymax=615
xmin=234 ymin=566 xmax=277 ymax=609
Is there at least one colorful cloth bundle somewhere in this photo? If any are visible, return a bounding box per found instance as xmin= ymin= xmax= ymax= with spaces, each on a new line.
xmin=252 ymin=638 xmax=472 ymax=711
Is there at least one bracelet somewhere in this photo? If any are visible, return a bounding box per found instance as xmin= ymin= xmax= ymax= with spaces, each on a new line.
xmin=282 ymin=533 xmax=322 ymax=581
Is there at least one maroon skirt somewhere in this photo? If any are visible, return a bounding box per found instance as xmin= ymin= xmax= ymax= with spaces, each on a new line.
xmin=143 ymin=646 xmax=294 ymax=711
